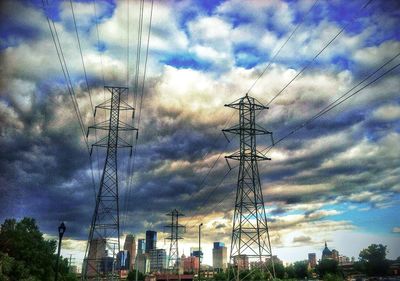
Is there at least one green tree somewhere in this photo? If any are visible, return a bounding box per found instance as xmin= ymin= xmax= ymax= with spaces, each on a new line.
xmin=213 ymin=271 xmax=226 ymax=281
xmin=0 ymin=217 xmax=77 ymax=281
xmin=293 ymin=260 xmax=308 ymax=278
xmin=239 ymin=269 xmax=252 ymax=281
xmin=358 ymin=244 xmax=389 ymax=276
xmin=284 ymin=264 xmax=295 ymax=279
xmin=323 ymin=273 xmax=343 ymax=281
xmin=317 ymin=259 xmax=341 ymax=278
xmin=267 ymin=262 xmax=285 ymax=279
xmin=126 ymin=270 xmax=145 ymax=281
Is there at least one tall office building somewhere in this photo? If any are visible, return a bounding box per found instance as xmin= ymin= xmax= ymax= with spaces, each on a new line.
xmin=149 ymin=249 xmax=166 ymax=272
xmin=308 ymin=253 xmax=317 ymax=268
xmin=138 ymin=239 xmax=146 ymax=255
xmin=117 ymin=250 xmax=130 ymax=270
xmin=123 ymin=234 xmax=136 ymax=270
xmin=213 ymin=242 xmax=227 ymax=270
xmin=145 ymin=231 xmax=157 ymax=253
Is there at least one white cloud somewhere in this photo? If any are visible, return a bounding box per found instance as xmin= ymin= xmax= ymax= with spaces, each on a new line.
xmin=353 ymin=40 xmax=400 ymax=68
xmin=372 ymin=104 xmax=400 ymax=121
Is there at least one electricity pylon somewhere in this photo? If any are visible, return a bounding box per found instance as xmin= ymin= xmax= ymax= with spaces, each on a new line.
xmin=222 ymin=94 xmax=275 ymax=281
xmin=82 ymin=86 xmax=137 ymax=280
xmin=165 ymin=209 xmax=185 ymax=275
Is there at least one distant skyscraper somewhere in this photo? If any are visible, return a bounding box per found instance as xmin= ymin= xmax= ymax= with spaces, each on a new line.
xmin=117 ymin=250 xmax=130 ymax=270
xmin=213 ymin=242 xmax=227 ymax=270
xmin=308 ymin=253 xmax=316 ymax=268
xmin=149 ymin=249 xmax=166 ymax=272
xmin=123 ymin=234 xmax=136 ymax=270
xmin=145 ymin=231 xmax=157 ymax=253
xmin=138 ymin=238 xmax=146 ymax=255
xmin=233 ymin=255 xmax=249 ymax=270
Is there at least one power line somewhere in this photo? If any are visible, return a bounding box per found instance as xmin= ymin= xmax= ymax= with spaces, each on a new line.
xmin=184 ymin=168 xmax=235 ymax=229
xmin=265 ymin=0 xmax=374 ymax=107
xmin=70 ymin=0 xmax=103 ymax=186
xmin=42 ymin=0 xmax=88 ymax=149
xmin=246 ymin=0 xmax=320 ymax=96
xmin=69 ymin=0 xmax=94 ymax=112
xmin=92 ymin=0 xmax=106 ymax=99
xmin=262 ymin=52 xmax=400 ymax=154
xmin=126 ymin=0 xmax=130 ymax=88
xmin=42 ymin=1 xmax=97 ymax=202
xmin=121 ymin=0 xmax=146 ymax=234
xmin=121 ymin=0 xmax=154 ymax=234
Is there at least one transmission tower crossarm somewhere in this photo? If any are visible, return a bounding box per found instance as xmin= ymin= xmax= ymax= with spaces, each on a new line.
xmin=225 ymin=95 xmax=269 ymax=110
xmin=222 ymin=125 xmax=272 ymax=136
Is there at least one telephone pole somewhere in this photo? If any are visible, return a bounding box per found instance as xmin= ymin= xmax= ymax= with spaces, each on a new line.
xmin=82 ymin=86 xmax=137 ymax=280
xmin=222 ymin=94 xmax=275 ymax=280
xmin=165 ymin=209 xmax=185 ymax=277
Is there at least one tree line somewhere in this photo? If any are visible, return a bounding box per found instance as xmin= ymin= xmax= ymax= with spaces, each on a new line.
xmin=0 ymin=217 xmax=398 ymax=280
xmin=0 ymin=217 xmax=78 ymax=281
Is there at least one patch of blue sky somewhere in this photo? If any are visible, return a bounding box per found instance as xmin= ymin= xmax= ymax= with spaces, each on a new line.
xmin=363 ymin=34 xmax=400 ymax=48
xmin=179 ymin=9 xmax=199 ymax=30
xmin=0 ymin=36 xmax=23 ymax=51
xmin=330 ymin=56 xmax=354 ymax=71
xmin=195 ymin=0 xmax=226 ymax=15
xmin=364 ymin=120 xmax=400 ymax=142
xmin=298 ymin=3 xmax=325 ymax=27
xmin=215 ymin=9 xmax=254 ymax=28
xmin=328 ymin=202 xmax=400 ymax=236
xmin=325 ymin=1 xmax=366 ymax=26
xmin=233 ymin=45 xmax=265 ymax=69
xmin=160 ymin=53 xmax=212 ymax=70
xmin=95 ymin=41 xmax=107 ymax=52
xmin=272 ymin=208 xmax=305 ymax=218
xmin=93 ymin=0 xmax=116 ymax=21
xmin=235 ymin=52 xmax=261 ymax=69
xmin=178 ymin=1 xmax=227 ymax=31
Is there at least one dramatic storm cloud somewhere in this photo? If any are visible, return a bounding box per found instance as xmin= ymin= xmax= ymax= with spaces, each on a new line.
xmin=0 ymin=0 xmax=399 ymax=266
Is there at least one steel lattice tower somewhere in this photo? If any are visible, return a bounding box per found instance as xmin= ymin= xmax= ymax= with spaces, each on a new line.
xmin=83 ymin=86 xmax=137 ymax=280
xmin=222 ymin=94 xmax=275 ymax=280
xmin=165 ymin=209 xmax=185 ymax=273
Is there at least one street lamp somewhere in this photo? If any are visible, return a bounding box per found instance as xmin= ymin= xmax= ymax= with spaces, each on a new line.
xmin=198 ymin=223 xmax=203 ymax=281
xmin=55 ymin=222 xmax=66 ymax=281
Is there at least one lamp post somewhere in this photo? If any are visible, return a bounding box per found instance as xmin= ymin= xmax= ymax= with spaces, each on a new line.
xmin=55 ymin=222 xmax=66 ymax=281
xmin=198 ymin=223 xmax=203 ymax=281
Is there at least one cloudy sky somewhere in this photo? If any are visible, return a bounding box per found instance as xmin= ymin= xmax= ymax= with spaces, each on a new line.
xmin=1 ymin=0 xmax=399 ymax=268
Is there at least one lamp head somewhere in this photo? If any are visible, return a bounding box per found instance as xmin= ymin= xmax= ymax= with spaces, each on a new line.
xmin=58 ymin=222 xmax=66 ymax=236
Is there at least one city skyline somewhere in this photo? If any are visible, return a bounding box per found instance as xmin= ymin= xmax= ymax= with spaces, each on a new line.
xmin=0 ymin=0 xmax=399 ymax=273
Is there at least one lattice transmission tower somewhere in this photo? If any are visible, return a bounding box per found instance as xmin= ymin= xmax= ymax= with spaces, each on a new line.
xmin=222 ymin=94 xmax=275 ymax=280
xmin=82 ymin=86 xmax=137 ymax=280
xmin=165 ymin=209 xmax=185 ymax=274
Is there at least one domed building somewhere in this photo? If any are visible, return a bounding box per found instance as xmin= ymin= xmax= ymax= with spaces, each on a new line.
xmin=322 ymin=242 xmax=339 ymax=261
